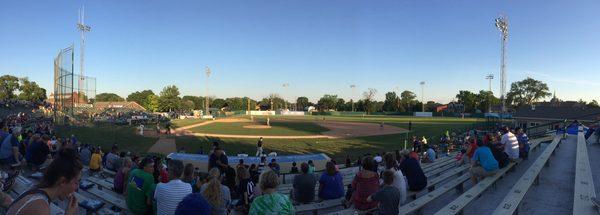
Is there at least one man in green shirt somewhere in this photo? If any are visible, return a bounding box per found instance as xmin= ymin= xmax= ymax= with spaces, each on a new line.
xmin=126 ymin=157 xmax=156 ymax=215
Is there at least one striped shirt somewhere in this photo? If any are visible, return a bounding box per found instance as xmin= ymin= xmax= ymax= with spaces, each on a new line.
xmin=154 ymin=179 xmax=192 ymax=215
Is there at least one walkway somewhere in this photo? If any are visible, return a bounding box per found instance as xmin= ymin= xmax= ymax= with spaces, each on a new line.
xmin=147 ymin=137 xmax=177 ymax=155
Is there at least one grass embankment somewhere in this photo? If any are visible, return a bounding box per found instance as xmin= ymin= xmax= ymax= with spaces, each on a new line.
xmin=54 ymin=123 xmax=158 ymax=153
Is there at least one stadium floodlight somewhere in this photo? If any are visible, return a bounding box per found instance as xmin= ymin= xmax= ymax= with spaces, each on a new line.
xmin=350 ymin=84 xmax=356 ymax=112
xmin=420 ymin=81 xmax=425 ymax=112
xmin=495 ymin=15 xmax=509 ymax=113
xmin=77 ymin=6 xmax=91 ymax=101
xmin=205 ymin=67 xmax=211 ymax=116
xmin=282 ymin=83 xmax=289 ymax=110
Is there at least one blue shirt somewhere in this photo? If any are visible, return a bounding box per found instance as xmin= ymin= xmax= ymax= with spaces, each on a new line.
xmin=318 ymin=172 xmax=344 ymax=200
xmin=175 ymin=193 xmax=211 ymax=215
xmin=427 ymin=148 xmax=436 ymax=161
xmin=472 ymin=146 xmax=499 ymax=172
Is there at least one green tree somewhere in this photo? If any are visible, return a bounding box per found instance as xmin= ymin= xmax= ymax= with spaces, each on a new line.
xmin=455 ymin=90 xmax=478 ymax=112
xmin=296 ymin=97 xmax=310 ymax=111
xmin=224 ymin=97 xmax=249 ymax=111
xmin=506 ymin=77 xmax=552 ymax=107
xmin=0 ymin=75 xmax=20 ymax=100
xmin=158 ymin=85 xmax=181 ymax=112
xmin=335 ymin=98 xmax=346 ymax=111
xmin=425 ymin=101 xmax=441 ymax=112
xmin=400 ymin=90 xmax=416 ymax=112
xmin=362 ymin=88 xmax=377 ymax=114
xmin=211 ymin=98 xmax=226 ymax=109
xmin=383 ymin=91 xmax=401 ymax=112
xmin=182 ymin=96 xmax=204 ymax=110
xmin=588 ymin=100 xmax=599 ymax=108
xmin=260 ymin=94 xmax=286 ymax=110
xmin=146 ymin=94 xmax=159 ymax=112
xmin=127 ymin=90 xmax=155 ymax=109
xmin=476 ymin=90 xmax=500 ymax=112
xmin=317 ymin=94 xmax=338 ymax=111
xmin=17 ymin=78 xmax=46 ymax=102
xmin=95 ymin=93 xmax=125 ymax=102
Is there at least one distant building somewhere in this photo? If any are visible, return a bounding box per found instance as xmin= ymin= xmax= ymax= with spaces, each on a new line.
xmin=93 ymin=101 xmax=146 ymax=111
xmin=513 ymin=105 xmax=600 ymax=129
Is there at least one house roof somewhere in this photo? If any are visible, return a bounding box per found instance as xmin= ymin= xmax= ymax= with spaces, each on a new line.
xmin=93 ymin=102 xmax=146 ymax=111
xmin=513 ymin=105 xmax=600 ymax=121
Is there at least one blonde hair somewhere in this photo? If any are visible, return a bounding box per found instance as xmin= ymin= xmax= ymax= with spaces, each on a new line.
xmin=202 ymin=168 xmax=223 ymax=206
xmin=259 ymin=170 xmax=279 ymax=190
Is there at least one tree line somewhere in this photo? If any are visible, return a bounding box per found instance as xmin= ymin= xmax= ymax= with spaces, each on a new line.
xmin=0 ymin=75 xmax=47 ymax=102
xmin=91 ymin=77 xmax=597 ymax=113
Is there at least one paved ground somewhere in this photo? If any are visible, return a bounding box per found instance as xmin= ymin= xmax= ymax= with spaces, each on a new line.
xmin=147 ymin=137 xmax=176 ymax=155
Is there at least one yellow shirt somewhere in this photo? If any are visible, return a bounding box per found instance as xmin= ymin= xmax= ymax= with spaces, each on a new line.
xmin=90 ymin=153 xmax=102 ymax=170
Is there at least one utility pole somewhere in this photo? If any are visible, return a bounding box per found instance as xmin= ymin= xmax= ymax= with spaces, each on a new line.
xmin=495 ymin=15 xmax=509 ymax=113
xmin=486 ymin=74 xmax=494 ymax=112
xmin=420 ymin=81 xmax=425 ymax=112
xmin=350 ymin=84 xmax=356 ymax=112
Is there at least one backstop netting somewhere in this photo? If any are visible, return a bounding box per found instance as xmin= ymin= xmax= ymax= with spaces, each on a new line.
xmin=53 ymin=45 xmax=75 ymax=123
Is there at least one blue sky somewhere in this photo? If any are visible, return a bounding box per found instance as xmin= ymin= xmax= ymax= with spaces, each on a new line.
xmin=1 ymin=0 xmax=599 ymax=103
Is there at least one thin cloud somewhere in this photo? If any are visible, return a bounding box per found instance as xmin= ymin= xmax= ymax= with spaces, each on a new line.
xmin=523 ymin=70 xmax=600 ymax=86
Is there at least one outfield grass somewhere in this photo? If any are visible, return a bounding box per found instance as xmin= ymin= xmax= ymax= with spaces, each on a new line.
xmin=186 ymin=120 xmax=328 ymax=136
xmin=171 ymin=118 xmax=208 ymax=128
xmin=53 ymin=116 xmax=483 ymax=161
xmin=54 ymin=123 xmax=158 ymax=153
xmin=175 ymin=121 xmax=478 ymax=161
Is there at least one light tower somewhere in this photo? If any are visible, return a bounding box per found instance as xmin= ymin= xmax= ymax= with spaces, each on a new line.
xmin=495 ymin=15 xmax=509 ymax=113
xmin=205 ymin=67 xmax=211 ymax=116
xmin=486 ymin=74 xmax=494 ymax=112
xmin=350 ymin=84 xmax=356 ymax=112
xmin=420 ymin=81 xmax=425 ymax=112
xmin=282 ymin=83 xmax=289 ymax=110
xmin=77 ymin=6 xmax=91 ymax=102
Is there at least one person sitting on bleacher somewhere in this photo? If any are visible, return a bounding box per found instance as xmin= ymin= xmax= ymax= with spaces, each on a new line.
xmin=423 ymin=146 xmax=436 ymax=163
xmin=201 ymin=168 xmax=231 ymax=215
xmin=307 ymin=160 xmax=315 ymax=174
xmin=367 ymin=170 xmax=401 ymax=215
xmin=347 ymin=156 xmax=379 ymax=210
xmin=249 ymin=170 xmax=294 ymax=214
xmin=383 ymin=153 xmax=407 ymax=205
xmin=25 ymin=134 xmax=49 ymax=171
xmin=292 ymin=163 xmax=317 ymax=204
xmin=318 ymin=161 xmax=344 ymax=200
xmin=105 ymin=145 xmax=119 ymax=172
xmin=126 ymin=156 xmax=156 ymax=215
xmin=289 ymin=161 xmax=299 ymax=174
xmin=399 ymin=150 xmax=427 ymax=192
xmin=78 ymin=144 xmax=91 ymax=166
xmin=6 ymin=148 xmax=82 ymax=215
xmin=235 ymin=166 xmax=254 ymax=212
xmin=516 ymin=127 xmax=530 ymax=160
xmin=0 ymin=127 xmax=23 ymax=167
xmin=174 ymin=192 xmax=212 ymax=215
xmin=470 ymin=141 xmax=499 ymax=184
xmin=114 ymin=158 xmax=132 ymax=194
xmin=89 ymin=147 xmax=103 ymax=173
xmin=155 ymin=159 xmax=192 ymax=215
xmin=501 ymin=126 xmax=520 ymax=160
xmin=268 ymin=159 xmax=281 ymax=175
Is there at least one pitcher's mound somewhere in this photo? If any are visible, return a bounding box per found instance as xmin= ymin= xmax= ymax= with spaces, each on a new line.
xmin=243 ymin=125 xmax=272 ymax=129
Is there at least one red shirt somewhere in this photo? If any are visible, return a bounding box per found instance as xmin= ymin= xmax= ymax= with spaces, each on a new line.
xmin=466 ymin=139 xmax=478 ymax=158
xmin=351 ymin=170 xmax=379 ymax=210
